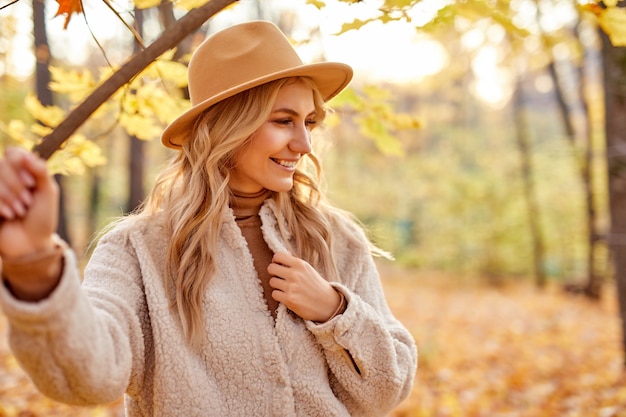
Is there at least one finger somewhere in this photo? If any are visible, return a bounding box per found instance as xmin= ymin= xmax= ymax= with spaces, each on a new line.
xmin=16 ymin=151 xmax=55 ymax=205
xmin=271 ymin=251 xmax=295 ymax=266
xmin=0 ymin=166 xmax=28 ymax=219
xmin=5 ymin=149 xmax=37 ymax=190
xmin=21 ymin=152 xmax=51 ymax=188
xmin=271 ymin=289 xmax=287 ymax=304
xmin=268 ymin=276 xmax=287 ymax=291
xmin=2 ymin=148 xmax=39 ymax=205
xmin=18 ymin=168 xmax=36 ymax=188
xmin=0 ymin=199 xmax=16 ymax=220
xmin=0 ymin=149 xmax=52 ymax=222
xmin=267 ymin=262 xmax=292 ymax=280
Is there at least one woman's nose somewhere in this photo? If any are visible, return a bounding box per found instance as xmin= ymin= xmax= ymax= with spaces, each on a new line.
xmin=289 ymin=124 xmax=312 ymax=154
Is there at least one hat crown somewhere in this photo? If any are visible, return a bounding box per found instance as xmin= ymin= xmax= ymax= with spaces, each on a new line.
xmin=161 ymin=20 xmax=352 ymax=149
xmin=188 ymin=21 xmax=303 ymax=105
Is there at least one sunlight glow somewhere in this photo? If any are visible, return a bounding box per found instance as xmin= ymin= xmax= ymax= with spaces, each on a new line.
xmin=209 ymin=0 xmax=451 ymax=85
xmin=322 ymin=21 xmax=448 ymax=84
xmin=534 ymin=73 xmax=553 ymax=93
xmin=471 ymin=46 xmax=514 ymax=108
xmin=1 ymin=2 xmax=35 ymax=79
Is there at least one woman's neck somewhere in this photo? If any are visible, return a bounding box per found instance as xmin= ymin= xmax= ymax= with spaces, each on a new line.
xmin=229 ymin=188 xmax=272 ymax=219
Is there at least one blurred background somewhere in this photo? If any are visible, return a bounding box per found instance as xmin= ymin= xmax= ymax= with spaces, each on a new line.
xmin=1 ymin=0 xmax=626 ymax=415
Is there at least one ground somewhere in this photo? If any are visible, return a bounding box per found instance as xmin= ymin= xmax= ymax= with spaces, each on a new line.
xmin=1 ymin=265 xmax=625 ymax=416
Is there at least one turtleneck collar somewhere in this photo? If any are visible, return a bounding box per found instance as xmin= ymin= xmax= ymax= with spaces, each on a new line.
xmin=230 ymin=188 xmax=273 ymax=219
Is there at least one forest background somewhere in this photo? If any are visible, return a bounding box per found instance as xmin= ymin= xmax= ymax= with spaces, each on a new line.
xmin=1 ymin=0 xmax=626 ymax=415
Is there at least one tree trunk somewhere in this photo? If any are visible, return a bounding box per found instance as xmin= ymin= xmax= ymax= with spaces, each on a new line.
xmin=601 ymin=29 xmax=626 ymax=366
xmin=546 ymin=40 xmax=600 ymax=298
xmin=127 ymin=8 xmax=145 ymax=214
xmin=577 ymin=31 xmax=601 ymax=299
xmin=513 ymin=76 xmax=546 ymax=288
xmin=33 ymin=0 xmax=70 ymax=244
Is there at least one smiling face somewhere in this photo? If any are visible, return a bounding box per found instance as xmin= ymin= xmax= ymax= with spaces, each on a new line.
xmin=228 ymin=81 xmax=317 ymax=194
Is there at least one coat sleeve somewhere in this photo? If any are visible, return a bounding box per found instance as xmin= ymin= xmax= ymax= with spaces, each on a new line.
xmin=0 ymin=226 xmax=147 ymax=406
xmin=305 ymin=219 xmax=417 ymax=417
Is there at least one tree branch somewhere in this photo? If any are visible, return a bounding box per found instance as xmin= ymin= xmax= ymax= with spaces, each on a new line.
xmin=33 ymin=0 xmax=238 ymax=160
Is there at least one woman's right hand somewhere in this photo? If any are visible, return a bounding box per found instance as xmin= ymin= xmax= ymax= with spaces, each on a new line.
xmin=0 ymin=147 xmax=59 ymax=263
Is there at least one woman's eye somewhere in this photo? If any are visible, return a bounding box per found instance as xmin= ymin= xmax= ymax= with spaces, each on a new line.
xmin=272 ymin=118 xmax=316 ymax=127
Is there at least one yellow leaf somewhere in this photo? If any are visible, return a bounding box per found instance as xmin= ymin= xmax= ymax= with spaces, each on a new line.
xmin=47 ymin=134 xmax=106 ymax=175
xmin=335 ymin=18 xmax=373 ymax=35
xmin=604 ymin=0 xmax=618 ymax=7
xmin=142 ymin=86 xmax=190 ymax=124
xmin=174 ymin=0 xmax=237 ymax=11
xmin=30 ymin=123 xmax=53 ymax=137
xmin=328 ymin=87 xmax=363 ymax=110
xmin=142 ymin=59 xmax=189 ymax=88
xmin=374 ymin=134 xmax=404 ymax=157
xmin=305 ymin=0 xmax=326 ymax=9
xmin=599 ymin=7 xmax=626 ymax=46
xmin=24 ymin=94 xmax=66 ymax=128
xmin=358 ymin=116 xmax=404 ymax=157
xmin=363 ymin=84 xmax=392 ymax=101
xmin=120 ymin=113 xmax=163 ymax=140
xmin=0 ymin=120 xmax=36 ymax=149
xmin=382 ymin=0 xmax=414 ymax=8
xmin=392 ymin=113 xmax=421 ymax=130
xmin=49 ymin=66 xmax=96 ymax=102
xmin=134 ymin=0 xmax=161 ymax=9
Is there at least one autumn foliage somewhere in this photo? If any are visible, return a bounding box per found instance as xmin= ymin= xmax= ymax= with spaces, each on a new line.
xmin=54 ymin=0 xmax=82 ymax=29
xmin=1 ymin=265 xmax=624 ymax=416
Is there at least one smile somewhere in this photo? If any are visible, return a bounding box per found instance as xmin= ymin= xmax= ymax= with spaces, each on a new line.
xmin=271 ymin=158 xmax=297 ymax=168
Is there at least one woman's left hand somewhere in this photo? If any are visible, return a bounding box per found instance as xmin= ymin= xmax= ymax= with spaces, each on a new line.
xmin=268 ymin=251 xmax=341 ymax=323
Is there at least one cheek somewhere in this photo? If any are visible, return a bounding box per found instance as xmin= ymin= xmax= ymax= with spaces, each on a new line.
xmin=250 ymin=125 xmax=289 ymax=151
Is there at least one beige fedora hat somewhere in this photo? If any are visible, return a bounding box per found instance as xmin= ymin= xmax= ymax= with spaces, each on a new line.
xmin=161 ymin=20 xmax=353 ymax=149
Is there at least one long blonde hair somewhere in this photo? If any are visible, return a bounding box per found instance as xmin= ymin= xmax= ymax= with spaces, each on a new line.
xmin=140 ymin=77 xmax=378 ymax=348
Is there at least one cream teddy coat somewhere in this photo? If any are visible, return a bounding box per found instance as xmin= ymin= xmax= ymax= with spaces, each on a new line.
xmin=0 ymin=199 xmax=417 ymax=416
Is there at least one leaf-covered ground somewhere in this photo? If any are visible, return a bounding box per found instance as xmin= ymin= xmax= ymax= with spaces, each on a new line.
xmin=1 ymin=266 xmax=624 ymax=416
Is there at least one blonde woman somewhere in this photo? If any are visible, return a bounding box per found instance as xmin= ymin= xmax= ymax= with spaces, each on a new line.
xmin=0 ymin=21 xmax=417 ymax=416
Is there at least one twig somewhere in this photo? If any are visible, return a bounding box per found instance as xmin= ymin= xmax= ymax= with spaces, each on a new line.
xmin=0 ymin=0 xmax=20 ymax=11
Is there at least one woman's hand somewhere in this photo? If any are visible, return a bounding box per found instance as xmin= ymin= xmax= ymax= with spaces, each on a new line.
xmin=268 ymin=251 xmax=341 ymax=323
xmin=0 ymin=147 xmax=61 ymax=301
xmin=0 ymin=147 xmax=59 ymax=257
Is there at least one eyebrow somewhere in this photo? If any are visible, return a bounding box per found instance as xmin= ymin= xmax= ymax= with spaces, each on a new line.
xmin=272 ymin=108 xmax=316 ymax=118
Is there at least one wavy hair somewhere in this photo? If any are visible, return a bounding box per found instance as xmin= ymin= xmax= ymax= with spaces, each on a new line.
xmin=139 ymin=77 xmax=384 ymax=349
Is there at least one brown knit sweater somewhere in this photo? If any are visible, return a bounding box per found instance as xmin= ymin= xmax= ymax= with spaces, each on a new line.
xmin=230 ymin=189 xmax=279 ymax=319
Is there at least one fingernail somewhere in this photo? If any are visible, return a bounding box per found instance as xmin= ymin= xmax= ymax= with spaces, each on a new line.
xmin=12 ymin=201 xmax=25 ymax=217
xmin=0 ymin=205 xmax=15 ymax=220
xmin=19 ymin=169 xmax=35 ymax=188
xmin=20 ymin=190 xmax=33 ymax=207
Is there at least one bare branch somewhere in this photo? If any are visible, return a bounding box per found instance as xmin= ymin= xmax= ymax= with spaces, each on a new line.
xmin=33 ymin=0 xmax=238 ymax=160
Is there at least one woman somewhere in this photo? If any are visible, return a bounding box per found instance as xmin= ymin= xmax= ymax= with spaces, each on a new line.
xmin=0 ymin=21 xmax=417 ymax=416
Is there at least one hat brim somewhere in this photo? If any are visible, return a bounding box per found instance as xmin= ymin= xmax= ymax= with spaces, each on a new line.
xmin=161 ymin=62 xmax=353 ymax=149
